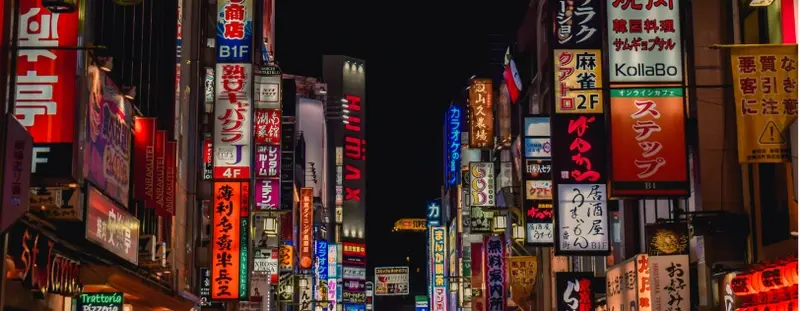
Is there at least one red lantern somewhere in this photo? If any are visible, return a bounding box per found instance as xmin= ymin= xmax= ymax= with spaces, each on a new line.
xmin=783 ymin=262 xmax=798 ymax=285
xmin=732 ymin=274 xmax=758 ymax=295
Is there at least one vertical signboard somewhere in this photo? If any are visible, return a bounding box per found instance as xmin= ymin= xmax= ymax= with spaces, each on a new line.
xmin=445 ymin=105 xmax=462 ymax=188
xmin=280 ymin=118 xmax=296 ymax=211
xmin=468 ymin=79 xmax=494 ymax=149
xmin=154 ymin=131 xmax=166 ymax=212
xmin=556 ymin=272 xmax=595 ymax=311
xmin=216 ymin=0 xmax=253 ymax=62
xmin=15 ymin=0 xmax=79 ymax=144
xmin=214 ymin=63 xmax=253 ymax=179
xmin=635 ymin=254 xmax=652 ymax=311
xmin=255 ymin=71 xmax=281 ymax=109
xmin=133 ymin=117 xmax=157 ymax=208
xmin=648 ymin=255 xmax=691 ymax=311
xmin=610 ymin=88 xmax=689 ymax=197
xmin=254 ymin=109 xmax=281 ymax=145
xmin=205 ymin=68 xmax=215 ymax=103
xmin=484 ymin=235 xmax=506 ymax=311
xmin=552 ymin=0 xmax=602 ymax=49
xmin=300 ymin=275 xmax=313 ymax=311
xmin=255 ymin=144 xmax=280 ymax=178
xmin=316 ymin=240 xmax=329 ymax=302
xmin=431 ymin=226 xmax=447 ymax=311
xmin=254 ymin=178 xmax=279 ymax=210
xmin=729 ymin=45 xmax=798 ymax=163
xmin=554 ymin=50 xmax=604 ymax=114
xmin=471 ymin=242 xmax=485 ymax=311
xmin=200 ymin=268 xmax=212 ymax=306
xmin=211 ymin=182 xmax=248 ymax=300
xmin=2 ymin=117 xmax=32 ymax=233
xmin=607 ymin=0 xmax=683 ymax=82
xmin=468 ymin=162 xmax=495 ymax=208
xmin=300 ymin=188 xmax=314 ymax=269
xmin=203 ymin=138 xmax=214 ymax=180
xmin=342 ymin=94 xmax=366 ymax=224
xmin=523 ymin=116 xmax=554 ymax=245
xmin=508 ymin=257 xmax=538 ymax=311
xmin=555 ymin=184 xmax=609 ymax=254
xmin=163 ymin=141 xmax=177 ymax=216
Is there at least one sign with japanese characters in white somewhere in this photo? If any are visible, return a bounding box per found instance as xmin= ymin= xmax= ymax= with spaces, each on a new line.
xmin=255 ymin=74 xmax=281 ymax=109
xmin=553 ymin=0 xmax=602 ymax=49
xmin=299 ymin=275 xmax=313 ymax=311
xmin=607 ymin=0 xmax=683 ymax=82
xmin=469 ymin=78 xmax=494 ymax=149
xmin=214 ymin=63 xmax=253 ymax=179
xmin=85 ymin=186 xmax=140 ymax=265
xmin=555 ymin=184 xmax=609 ymax=255
xmin=469 ymin=162 xmax=495 ymax=208
xmin=648 ymin=255 xmax=690 ymax=311
xmin=216 ymin=0 xmax=253 ymax=62
xmin=605 ymin=254 xmax=654 ymax=311
xmin=554 ymin=50 xmax=604 ymax=114
xmin=484 ymin=235 xmax=506 ymax=311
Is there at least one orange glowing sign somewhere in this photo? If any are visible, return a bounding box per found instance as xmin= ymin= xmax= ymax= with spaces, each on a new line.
xmin=393 ymin=218 xmax=426 ymax=231
xmin=469 ymin=78 xmax=494 ymax=149
xmin=299 ymin=188 xmax=314 ymax=270
xmin=211 ymin=182 xmax=242 ymax=300
xmin=279 ymin=244 xmax=294 ymax=271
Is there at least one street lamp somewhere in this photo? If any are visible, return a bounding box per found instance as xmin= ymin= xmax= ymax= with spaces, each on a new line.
xmin=512 ymin=223 xmax=525 ymax=242
xmin=493 ymin=214 xmax=507 ymax=231
xmin=263 ymin=216 xmax=278 ymax=236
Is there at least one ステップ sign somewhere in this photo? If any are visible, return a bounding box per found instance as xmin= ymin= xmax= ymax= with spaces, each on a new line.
xmin=214 ymin=63 xmax=253 ymax=179
xmin=606 ymin=0 xmax=683 ymax=82
xmin=610 ymin=87 xmax=689 ymax=197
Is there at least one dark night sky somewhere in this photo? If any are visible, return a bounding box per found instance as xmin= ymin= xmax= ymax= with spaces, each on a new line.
xmin=276 ymin=0 xmax=528 ymax=298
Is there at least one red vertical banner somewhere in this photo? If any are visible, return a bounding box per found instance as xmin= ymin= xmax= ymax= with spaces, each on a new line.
xmin=254 ymin=108 xmax=281 ymax=145
xmin=15 ymin=0 xmax=80 ymax=143
xmin=299 ymin=187 xmax=313 ymax=269
xmin=133 ymin=117 xmax=157 ymax=208
xmin=161 ymin=141 xmax=177 ymax=216
xmin=471 ymin=242 xmax=486 ymax=311
xmin=154 ymin=131 xmax=166 ymax=212
xmin=211 ymin=182 xmax=242 ymax=300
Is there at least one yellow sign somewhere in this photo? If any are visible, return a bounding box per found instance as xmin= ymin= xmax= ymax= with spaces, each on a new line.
xmin=730 ymin=44 xmax=798 ymax=163
xmin=509 ymin=256 xmax=538 ymax=311
xmin=553 ymin=49 xmax=604 ymax=114
xmin=393 ymin=218 xmax=426 ymax=231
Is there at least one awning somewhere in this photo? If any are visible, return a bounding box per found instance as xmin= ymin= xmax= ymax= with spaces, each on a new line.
xmin=81 ymin=264 xmax=196 ymax=310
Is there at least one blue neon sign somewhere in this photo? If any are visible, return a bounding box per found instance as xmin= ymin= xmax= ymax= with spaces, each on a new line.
xmin=446 ymin=105 xmax=462 ymax=187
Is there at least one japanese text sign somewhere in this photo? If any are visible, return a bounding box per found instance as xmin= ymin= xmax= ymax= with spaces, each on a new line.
xmin=214 ymin=63 xmax=253 ymax=179
xmin=84 ymin=66 xmax=132 ymax=208
xmin=610 ymin=87 xmax=689 ymax=197
xmin=255 ymin=144 xmax=280 ymax=178
xmin=647 ymin=255 xmax=690 ymax=311
xmin=211 ymin=182 xmax=246 ymax=300
xmin=316 ymin=240 xmax=329 ymax=301
xmin=526 ymin=200 xmax=554 ymax=245
xmin=551 ymin=114 xmax=607 ymax=184
xmin=203 ymin=138 xmax=213 ymax=179
xmin=446 ymin=105 xmax=462 ymax=187
xmin=469 ymin=162 xmax=495 ymax=208
xmin=255 ymin=178 xmax=279 ymax=210
xmin=554 ymin=50 xmax=604 ymax=114
xmin=730 ymin=45 xmax=798 ymax=163
xmin=556 ymin=272 xmax=594 ymax=311
xmin=524 ymin=116 xmax=554 ymax=245
xmin=2 ymin=117 xmax=33 ymax=233
xmin=644 ymin=222 xmax=689 ymax=256
xmin=300 ymin=188 xmax=314 ymax=270
xmin=85 ymin=186 xmax=140 ymax=265
xmin=484 ymin=235 xmax=506 ymax=311
xmin=431 ymin=226 xmax=447 ymax=311
xmin=255 ymin=74 xmax=281 ymax=109
xmin=552 ymin=0 xmax=602 ymax=49
xmin=605 ymin=264 xmax=623 ymax=311
xmin=621 ymin=258 xmax=638 ymax=311
xmin=374 ymin=266 xmax=410 ymax=296
xmin=254 ymin=109 xmax=281 ymax=145
xmin=555 ymin=184 xmax=609 ymax=255
xmin=607 ymin=0 xmax=683 ymax=82
xmin=469 ymin=78 xmax=494 ymax=149
xmin=15 ymin=0 xmax=79 ymax=143
xmin=635 ymin=254 xmax=653 ymax=311
xmin=279 ymin=244 xmax=293 ymax=271
xmin=216 ymin=0 xmax=253 ymax=62
xmin=300 ymin=275 xmax=313 ymax=311
xmin=509 ymin=257 xmax=538 ymax=311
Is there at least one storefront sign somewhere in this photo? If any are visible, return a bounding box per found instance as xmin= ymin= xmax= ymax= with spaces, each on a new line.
xmin=254 ymin=109 xmax=281 ymax=145
xmin=610 ymin=87 xmax=689 ymax=197
xmin=523 ymin=116 xmax=554 ymax=245
xmin=431 ymin=226 xmax=447 ymax=311
xmin=524 ymin=137 xmax=552 ymax=158
xmin=607 ymin=0 xmax=683 ymax=82
xmin=343 ymin=267 xmax=366 ymax=280
xmin=636 ymin=254 xmax=652 ymax=311
xmin=279 ymin=244 xmax=293 ymax=271
xmin=394 ymin=218 xmax=427 ymax=231
xmin=216 ymin=0 xmax=253 ymax=62
xmin=205 ymin=67 xmax=215 ymax=103
xmin=203 ymin=138 xmax=213 ymax=179
xmin=299 ymin=188 xmax=314 ymax=269
xmin=468 ymin=78 xmax=494 ymax=149
xmin=648 ymin=255 xmax=691 ymax=311
xmin=300 ymin=275 xmax=313 ymax=311
xmin=374 ymin=266 xmax=410 ymax=296
xmin=85 ymin=66 xmax=132 ymax=207
xmin=214 ymin=63 xmax=253 ymax=179
xmin=85 ymin=186 xmax=140 ymax=264
xmin=426 ymin=200 xmax=442 ymax=226
xmin=645 ymin=222 xmax=689 ymax=256
xmin=15 ymin=0 xmax=79 ymax=144
xmin=526 ymin=201 xmax=554 ymax=245
xmin=278 ymin=272 xmax=293 ymax=302
xmin=470 ymin=206 xmax=493 ymax=233
xmin=484 ymin=235 xmax=506 ymax=311
xmin=730 ymin=44 xmax=798 ymax=163
xmin=446 ymin=105 xmax=462 ymax=187
xmin=3 ymin=116 xmax=32 ymax=232
xmin=509 ymin=257 xmax=538 ymax=311
xmin=555 ymin=184 xmax=609 ymax=255
xmin=211 ymin=181 xmax=249 ymax=300
xmin=255 ymin=74 xmax=281 ymax=109
xmin=556 ymin=272 xmax=595 ymax=311
xmin=316 ymin=240 xmax=329 ymax=301
xmin=553 ymin=0 xmax=602 ymax=49
xmin=77 ymin=292 xmax=123 ymax=311
xmin=255 ymin=144 xmax=280 ymax=178
xmin=200 ymin=268 xmax=212 ymax=306
xmin=554 ymin=50 xmax=604 ymax=114
xmin=550 ymin=116 xmax=606 ymax=183
xmin=8 ymin=225 xmax=82 ymax=296
xmin=342 ymin=94 xmax=366 ymax=216
xmin=255 ymin=178 xmax=279 ymax=210
xmin=469 ymin=162 xmax=495 ymax=207
xmin=133 ymin=117 xmax=157 ymax=207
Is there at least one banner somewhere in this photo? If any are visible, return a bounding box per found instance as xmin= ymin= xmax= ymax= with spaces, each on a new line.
xmin=162 ymin=141 xmax=176 ymax=216
xmin=556 ymin=272 xmax=596 ymax=311
xmin=610 ymin=87 xmax=689 ymax=197
xmin=431 ymin=227 xmax=447 ymax=311
xmin=469 ymin=162 xmax=495 ymax=207
xmin=469 ymin=78 xmax=494 ymax=149
xmin=607 ymin=0 xmax=683 ymax=82
xmin=85 ymin=186 xmax=140 ymax=264
xmin=299 ymin=188 xmax=314 ymax=269
xmin=553 ymin=50 xmax=604 ymax=114
xmin=730 ymin=44 xmax=798 ymax=163
xmin=154 ymin=131 xmax=166 ymax=211
xmin=133 ymin=117 xmax=157 ymax=207
xmin=375 ymin=267 xmax=409 ymax=296
xmin=508 ymin=257 xmax=537 ymax=311
xmin=216 ymin=0 xmax=253 ymax=62
xmin=211 ymin=182 xmax=248 ymax=300
xmin=214 ymin=63 xmax=253 ymax=179
xmin=84 ymin=66 xmax=132 ymax=207
xmin=254 ymin=108 xmax=281 ymax=145
xmin=484 ymin=235 xmax=506 ymax=311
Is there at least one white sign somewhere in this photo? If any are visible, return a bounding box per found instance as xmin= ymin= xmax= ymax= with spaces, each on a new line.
xmin=255 ymin=74 xmax=281 ymax=109
xmin=328 ymin=244 xmax=338 ymax=278
xmin=648 ymin=255 xmax=690 ymax=311
xmin=622 ymin=258 xmax=638 ymax=311
xmin=300 ymin=275 xmax=313 ymax=311
xmin=254 ymin=248 xmax=278 ymax=276
xmin=606 ymin=0 xmax=683 ymax=82
xmin=527 ymin=223 xmax=553 ymax=244
xmin=469 ymin=162 xmax=495 ymax=207
xmin=213 ymin=63 xmax=252 ymax=179
xmin=343 ymin=267 xmax=366 ymax=280
xmin=556 ymin=184 xmax=609 ymax=253
xmin=605 ymin=263 xmax=623 ymax=311
xmin=374 ymin=266 xmax=410 ymax=296
xmin=204 ymin=67 xmax=214 ymax=103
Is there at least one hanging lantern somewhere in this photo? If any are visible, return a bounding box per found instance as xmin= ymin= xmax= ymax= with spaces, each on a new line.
xmin=732 ymin=274 xmax=757 ymax=295
xmin=784 ymin=261 xmax=798 ymax=285
xmin=41 ymin=0 xmax=77 ymax=13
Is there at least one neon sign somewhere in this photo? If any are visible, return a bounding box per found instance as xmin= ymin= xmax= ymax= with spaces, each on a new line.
xmin=446 ymin=106 xmax=461 ymax=187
